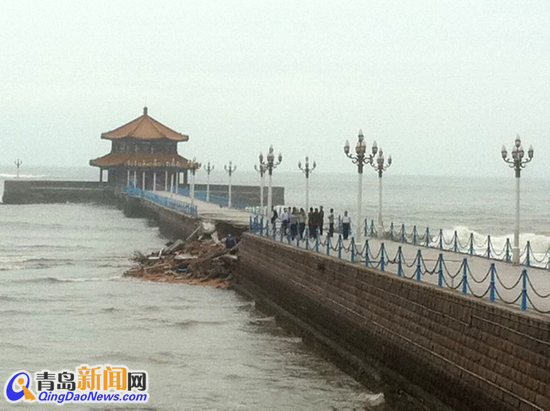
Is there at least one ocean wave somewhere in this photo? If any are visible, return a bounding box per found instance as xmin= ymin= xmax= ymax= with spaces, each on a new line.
xmin=147 ymin=352 xmax=176 ymax=364
xmin=0 ymin=308 xmax=33 ymax=316
xmin=0 ymin=342 xmax=27 ymax=350
xmin=442 ymin=226 xmax=550 ymax=254
xmin=174 ymin=319 xmax=228 ymax=329
xmin=0 ymin=257 xmax=75 ymax=271
xmin=248 ymin=316 xmax=276 ymax=324
xmin=101 ymin=307 xmax=121 ymax=313
xmin=141 ymin=305 xmax=161 ymax=311
xmin=139 ymin=316 xmax=229 ymax=329
xmin=13 ymin=275 xmax=121 ymax=284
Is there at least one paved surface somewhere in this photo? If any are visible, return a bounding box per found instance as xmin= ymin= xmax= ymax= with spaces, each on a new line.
xmin=159 ymin=191 xmax=253 ymax=227
xmin=274 ymin=233 xmax=550 ymax=314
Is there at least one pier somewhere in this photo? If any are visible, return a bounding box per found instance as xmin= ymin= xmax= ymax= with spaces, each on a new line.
xmin=121 ymin=187 xmax=550 ymax=410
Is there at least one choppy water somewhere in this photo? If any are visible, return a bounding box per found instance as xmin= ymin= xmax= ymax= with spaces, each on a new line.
xmin=0 ymin=203 xmax=380 ymax=410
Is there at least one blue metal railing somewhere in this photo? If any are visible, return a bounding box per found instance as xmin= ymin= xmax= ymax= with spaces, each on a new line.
xmin=175 ymin=188 xmax=249 ymax=210
xmin=123 ymin=186 xmax=198 ymax=217
xmin=334 ymin=217 xmax=550 ymax=270
xmin=248 ymin=216 xmax=550 ymax=315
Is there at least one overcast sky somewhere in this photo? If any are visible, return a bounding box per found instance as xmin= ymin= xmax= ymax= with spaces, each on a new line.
xmin=1 ymin=1 xmax=549 ymax=178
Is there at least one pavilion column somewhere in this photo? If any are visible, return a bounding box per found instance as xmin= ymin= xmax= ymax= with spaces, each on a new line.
xmin=170 ymin=173 xmax=174 ymax=197
xmin=153 ymin=172 xmax=157 ymax=191
xmin=126 ymin=169 xmax=130 ymax=186
xmin=175 ymin=170 xmax=179 ymax=194
xmin=99 ymin=168 xmax=103 ymax=183
xmin=142 ymin=171 xmax=145 ymax=190
xmin=133 ymin=170 xmax=137 ymax=187
xmin=184 ymin=170 xmax=188 ymax=185
xmin=165 ymin=171 xmax=168 ymax=191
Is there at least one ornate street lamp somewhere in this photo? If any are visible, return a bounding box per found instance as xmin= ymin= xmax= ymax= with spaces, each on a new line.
xmin=259 ymin=145 xmax=282 ymax=220
xmin=371 ymin=145 xmax=392 ymax=238
xmin=254 ymin=161 xmax=267 ymax=216
xmin=344 ymin=129 xmax=376 ymax=243
xmin=14 ymin=159 xmax=22 ymax=179
xmin=224 ymin=161 xmax=237 ymax=207
xmin=204 ymin=162 xmax=214 ymax=202
xmin=189 ymin=157 xmax=201 ymax=204
xmin=298 ymin=156 xmax=316 ymax=225
xmin=501 ymin=135 xmax=534 ymax=264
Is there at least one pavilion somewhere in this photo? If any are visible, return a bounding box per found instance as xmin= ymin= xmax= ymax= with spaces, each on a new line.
xmin=90 ymin=107 xmax=194 ymax=191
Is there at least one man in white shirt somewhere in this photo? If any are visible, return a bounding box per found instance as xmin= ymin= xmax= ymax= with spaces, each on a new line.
xmin=342 ymin=211 xmax=351 ymax=240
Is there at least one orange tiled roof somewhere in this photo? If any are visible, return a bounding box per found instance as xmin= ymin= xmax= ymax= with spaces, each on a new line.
xmin=101 ymin=107 xmax=189 ymax=141
xmin=89 ymin=153 xmax=191 ymax=168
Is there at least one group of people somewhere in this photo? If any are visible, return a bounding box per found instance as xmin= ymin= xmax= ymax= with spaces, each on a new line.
xmin=270 ymin=207 xmax=353 ymax=241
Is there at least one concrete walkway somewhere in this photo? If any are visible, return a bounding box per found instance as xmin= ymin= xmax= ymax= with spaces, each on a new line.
xmin=274 ymin=233 xmax=550 ymax=314
xmin=157 ymin=191 xmax=253 ymax=228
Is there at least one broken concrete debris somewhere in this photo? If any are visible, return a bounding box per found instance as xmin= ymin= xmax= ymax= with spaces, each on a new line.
xmin=124 ymin=232 xmax=238 ymax=288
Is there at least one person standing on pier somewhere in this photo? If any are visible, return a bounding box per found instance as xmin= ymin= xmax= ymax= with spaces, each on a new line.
xmin=299 ymin=208 xmax=307 ymax=239
xmin=281 ymin=207 xmax=290 ymax=236
xmin=290 ymin=207 xmax=299 ymax=240
xmin=308 ymin=207 xmax=314 ymax=238
xmin=271 ymin=208 xmax=278 ymax=233
xmin=342 ymin=211 xmax=351 ymax=240
xmin=328 ymin=208 xmax=335 ymax=238
xmin=312 ymin=208 xmax=321 ymax=238
xmin=319 ymin=206 xmax=325 ymax=236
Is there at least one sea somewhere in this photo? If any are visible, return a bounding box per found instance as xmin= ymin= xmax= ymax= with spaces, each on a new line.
xmin=0 ymin=165 xmax=549 ymax=410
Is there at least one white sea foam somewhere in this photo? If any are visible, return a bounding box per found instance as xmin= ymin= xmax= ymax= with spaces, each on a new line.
xmin=357 ymin=392 xmax=385 ymax=407
xmin=441 ymin=226 xmax=550 ymax=254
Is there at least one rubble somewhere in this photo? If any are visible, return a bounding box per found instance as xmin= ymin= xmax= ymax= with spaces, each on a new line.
xmin=124 ymin=233 xmax=238 ymax=289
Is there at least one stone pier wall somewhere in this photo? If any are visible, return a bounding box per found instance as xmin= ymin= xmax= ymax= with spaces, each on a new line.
xmin=236 ymin=234 xmax=550 ymax=411
xmin=2 ymin=180 xmax=116 ymax=204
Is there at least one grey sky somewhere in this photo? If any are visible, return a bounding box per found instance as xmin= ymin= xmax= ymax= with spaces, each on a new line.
xmin=1 ymin=1 xmax=549 ymax=178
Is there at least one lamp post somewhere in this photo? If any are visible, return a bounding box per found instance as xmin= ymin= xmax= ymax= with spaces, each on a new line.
xmin=224 ymin=161 xmax=237 ymax=207
xmin=254 ymin=162 xmax=267 ymax=216
xmin=501 ymin=135 xmax=534 ymax=265
xmin=204 ymin=162 xmax=214 ymax=202
xmin=189 ymin=158 xmax=201 ymax=204
xmin=344 ymin=129 xmax=375 ymax=243
xmin=14 ymin=159 xmax=22 ymax=178
xmin=259 ymin=145 xmax=282 ymax=219
xmin=371 ymin=146 xmax=392 ymax=238
xmin=298 ymin=156 xmax=316 ymax=225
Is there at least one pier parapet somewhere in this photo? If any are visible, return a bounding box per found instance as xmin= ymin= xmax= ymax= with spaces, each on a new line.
xmin=236 ymin=233 xmax=550 ymax=410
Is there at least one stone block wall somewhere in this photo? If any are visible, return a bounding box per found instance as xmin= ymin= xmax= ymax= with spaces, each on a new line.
xmin=236 ymin=234 xmax=550 ymax=411
xmin=2 ymin=180 xmax=115 ymax=204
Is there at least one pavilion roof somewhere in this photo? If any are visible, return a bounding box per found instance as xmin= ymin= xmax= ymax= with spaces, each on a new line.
xmin=100 ymin=107 xmax=189 ymax=141
xmin=89 ymin=153 xmax=191 ymax=168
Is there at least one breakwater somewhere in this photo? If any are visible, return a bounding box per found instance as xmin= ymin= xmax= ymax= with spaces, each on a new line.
xmin=235 ymin=233 xmax=550 ymax=410
xmin=2 ymin=180 xmax=116 ymax=204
